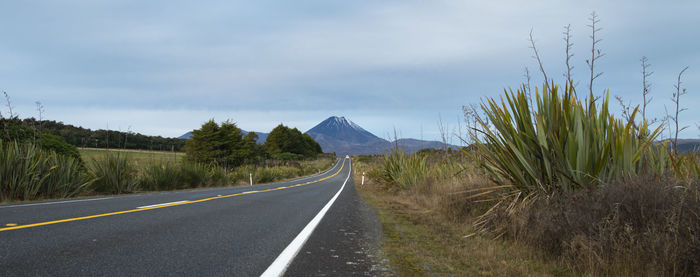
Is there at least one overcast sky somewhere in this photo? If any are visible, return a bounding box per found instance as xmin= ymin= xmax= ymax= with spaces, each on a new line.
xmin=1 ymin=0 xmax=698 ymax=142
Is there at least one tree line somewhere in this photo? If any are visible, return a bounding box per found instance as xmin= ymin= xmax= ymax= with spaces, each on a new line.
xmin=1 ymin=117 xmax=186 ymax=152
xmin=0 ymin=117 xmax=81 ymax=159
xmin=185 ymin=120 xmax=322 ymax=167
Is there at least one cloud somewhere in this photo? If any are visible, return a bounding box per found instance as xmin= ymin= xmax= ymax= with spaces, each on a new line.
xmin=1 ymin=0 xmax=698 ymax=140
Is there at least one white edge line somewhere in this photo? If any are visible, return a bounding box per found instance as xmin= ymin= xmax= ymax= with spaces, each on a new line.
xmin=137 ymin=200 xmax=189 ymax=209
xmin=261 ymin=159 xmax=352 ymax=277
xmin=0 ymin=197 xmax=113 ymax=209
xmin=241 ymin=190 xmax=259 ymax=194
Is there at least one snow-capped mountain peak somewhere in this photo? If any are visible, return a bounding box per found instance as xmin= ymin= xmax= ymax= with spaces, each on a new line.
xmin=306 ymin=116 xmax=382 ymax=144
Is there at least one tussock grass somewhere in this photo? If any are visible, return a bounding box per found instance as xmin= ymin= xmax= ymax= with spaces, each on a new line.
xmin=87 ymin=152 xmax=139 ymax=194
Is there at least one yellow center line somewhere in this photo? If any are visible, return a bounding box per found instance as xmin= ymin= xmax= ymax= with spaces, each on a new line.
xmin=0 ymin=159 xmax=346 ymax=232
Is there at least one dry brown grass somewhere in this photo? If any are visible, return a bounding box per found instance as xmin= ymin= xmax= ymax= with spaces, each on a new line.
xmin=354 ymin=156 xmax=575 ymax=276
xmin=495 ymin=175 xmax=700 ymax=276
xmin=354 ymin=152 xmax=700 ymax=276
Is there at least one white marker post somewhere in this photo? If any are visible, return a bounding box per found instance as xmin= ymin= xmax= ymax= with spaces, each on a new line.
xmin=361 ymin=172 xmax=365 ymax=185
xmin=250 ymin=173 xmax=253 ymax=186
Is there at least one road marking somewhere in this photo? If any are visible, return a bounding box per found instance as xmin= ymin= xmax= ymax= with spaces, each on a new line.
xmin=0 ymin=159 xmax=346 ymax=232
xmin=5 ymin=223 xmax=17 ymax=227
xmin=241 ymin=191 xmax=259 ymax=194
xmin=137 ymin=200 xmax=190 ymax=209
xmin=0 ymin=197 xmax=113 ymax=209
xmin=261 ymin=160 xmax=352 ymax=277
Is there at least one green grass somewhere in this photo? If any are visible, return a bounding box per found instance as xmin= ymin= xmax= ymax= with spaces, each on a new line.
xmin=78 ymin=147 xmax=184 ymax=165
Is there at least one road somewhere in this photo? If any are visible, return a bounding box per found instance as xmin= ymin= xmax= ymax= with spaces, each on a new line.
xmin=0 ymin=158 xmax=385 ymax=276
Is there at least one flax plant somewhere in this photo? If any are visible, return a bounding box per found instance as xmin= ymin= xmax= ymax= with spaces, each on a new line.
xmin=381 ymin=149 xmax=428 ymax=189
xmin=1 ymin=140 xmax=92 ymax=201
xmin=87 ymin=152 xmax=139 ymax=194
xmin=469 ymin=83 xmax=663 ymax=211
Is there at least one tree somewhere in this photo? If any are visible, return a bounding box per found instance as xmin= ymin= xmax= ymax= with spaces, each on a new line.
xmin=0 ymin=117 xmax=80 ymax=160
xmin=303 ymin=134 xmax=322 ymax=156
xmin=185 ymin=120 xmax=221 ymax=164
xmin=264 ymin=124 xmax=322 ymax=159
xmin=242 ymin=132 xmax=265 ymax=164
xmin=264 ymin=124 xmax=289 ymax=156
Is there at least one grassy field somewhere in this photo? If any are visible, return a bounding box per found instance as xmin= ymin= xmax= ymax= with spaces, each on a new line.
xmin=78 ymin=148 xmax=184 ymax=164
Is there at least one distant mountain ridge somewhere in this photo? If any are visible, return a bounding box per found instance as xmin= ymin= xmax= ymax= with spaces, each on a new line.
xmin=179 ymin=116 xmax=459 ymax=155
xmin=660 ymin=139 xmax=700 ymax=154
xmin=304 ymin=116 xmax=458 ymax=155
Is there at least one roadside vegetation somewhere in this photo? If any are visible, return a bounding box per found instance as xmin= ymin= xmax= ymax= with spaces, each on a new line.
xmin=357 ymin=12 xmax=699 ymax=276
xmin=1 ymin=144 xmax=334 ymax=203
xmin=1 ymin=103 xmax=332 ymax=203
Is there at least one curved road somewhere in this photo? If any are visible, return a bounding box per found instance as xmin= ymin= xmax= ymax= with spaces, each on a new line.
xmin=0 ymin=158 xmax=381 ymax=276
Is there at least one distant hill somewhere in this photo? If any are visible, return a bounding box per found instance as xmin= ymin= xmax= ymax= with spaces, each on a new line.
xmin=305 ymin=116 xmax=458 ymax=155
xmin=178 ymin=132 xmax=193 ymax=139
xmin=659 ymin=139 xmax=700 ymax=153
xmin=393 ymin=138 xmax=458 ymax=153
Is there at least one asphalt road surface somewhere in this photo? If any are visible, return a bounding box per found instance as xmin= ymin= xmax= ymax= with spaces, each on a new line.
xmin=0 ymin=158 xmax=386 ymax=276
